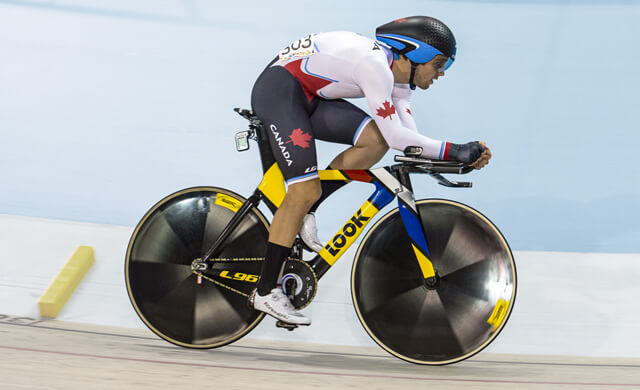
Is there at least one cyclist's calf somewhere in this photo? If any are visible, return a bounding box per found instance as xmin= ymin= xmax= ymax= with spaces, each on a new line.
xmin=268 ymin=178 xmax=321 ymax=247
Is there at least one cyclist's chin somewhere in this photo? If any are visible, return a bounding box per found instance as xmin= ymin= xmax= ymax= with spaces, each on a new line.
xmin=419 ymin=79 xmax=435 ymax=90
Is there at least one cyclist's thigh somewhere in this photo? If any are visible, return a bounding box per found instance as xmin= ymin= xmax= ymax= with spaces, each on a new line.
xmin=309 ymin=98 xmax=372 ymax=146
xmin=251 ymin=66 xmax=320 ymax=185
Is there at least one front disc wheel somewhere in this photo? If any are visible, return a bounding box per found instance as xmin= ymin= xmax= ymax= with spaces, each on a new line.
xmin=351 ymin=199 xmax=516 ymax=365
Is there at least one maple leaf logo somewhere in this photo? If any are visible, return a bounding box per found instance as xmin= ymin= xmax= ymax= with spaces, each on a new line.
xmin=406 ymin=108 xmax=412 ymax=115
xmin=376 ymin=100 xmax=396 ymax=120
xmin=287 ymin=128 xmax=312 ymax=148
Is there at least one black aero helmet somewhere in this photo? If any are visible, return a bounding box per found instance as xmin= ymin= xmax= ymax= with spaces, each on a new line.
xmin=376 ymin=16 xmax=456 ymax=89
xmin=376 ymin=16 xmax=456 ymax=68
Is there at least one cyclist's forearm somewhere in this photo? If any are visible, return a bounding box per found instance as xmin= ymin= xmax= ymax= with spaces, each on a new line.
xmin=380 ymin=127 xmax=447 ymax=159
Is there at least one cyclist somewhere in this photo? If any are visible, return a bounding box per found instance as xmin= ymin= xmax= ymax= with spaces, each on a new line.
xmin=249 ymin=16 xmax=492 ymax=325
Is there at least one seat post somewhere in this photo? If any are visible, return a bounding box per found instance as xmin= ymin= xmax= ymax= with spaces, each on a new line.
xmin=252 ymin=123 xmax=277 ymax=174
xmin=235 ymin=107 xmax=277 ymax=174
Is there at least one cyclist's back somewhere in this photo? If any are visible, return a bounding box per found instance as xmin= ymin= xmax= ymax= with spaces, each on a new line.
xmin=271 ymin=31 xmax=395 ymax=101
xmin=251 ymin=29 xmax=443 ymax=186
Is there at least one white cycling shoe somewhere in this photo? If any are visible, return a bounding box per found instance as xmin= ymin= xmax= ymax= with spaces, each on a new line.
xmin=251 ymin=288 xmax=311 ymax=326
xmin=300 ymin=212 xmax=323 ymax=253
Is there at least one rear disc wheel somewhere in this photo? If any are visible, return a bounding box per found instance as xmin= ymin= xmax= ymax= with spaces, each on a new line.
xmin=125 ymin=187 xmax=269 ymax=348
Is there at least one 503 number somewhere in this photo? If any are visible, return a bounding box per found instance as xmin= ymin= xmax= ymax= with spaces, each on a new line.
xmin=279 ymin=34 xmax=315 ymax=59
xmin=219 ymin=271 xmax=259 ymax=283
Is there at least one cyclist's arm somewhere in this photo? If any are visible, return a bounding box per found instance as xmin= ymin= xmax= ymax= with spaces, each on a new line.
xmin=391 ymin=80 xmax=490 ymax=167
xmin=353 ymin=57 xmax=448 ymax=159
xmin=391 ymin=84 xmax=418 ymax=132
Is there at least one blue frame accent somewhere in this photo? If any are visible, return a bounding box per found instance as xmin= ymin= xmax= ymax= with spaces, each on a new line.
xmin=366 ymin=180 xmax=430 ymax=255
xmin=353 ymin=178 xmax=431 ymax=258
xmin=368 ymin=181 xmax=395 ymax=210
xmin=398 ymin=199 xmax=431 ymax=256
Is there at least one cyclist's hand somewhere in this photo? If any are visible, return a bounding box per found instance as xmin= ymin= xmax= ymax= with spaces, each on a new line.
xmin=471 ymin=141 xmax=491 ymax=170
xmin=447 ymin=141 xmax=490 ymax=168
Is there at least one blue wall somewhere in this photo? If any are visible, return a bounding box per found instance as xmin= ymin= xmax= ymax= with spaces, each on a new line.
xmin=1 ymin=0 xmax=638 ymax=252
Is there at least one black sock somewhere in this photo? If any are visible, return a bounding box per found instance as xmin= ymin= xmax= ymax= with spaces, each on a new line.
xmin=309 ymin=167 xmax=348 ymax=213
xmin=256 ymin=242 xmax=290 ymax=295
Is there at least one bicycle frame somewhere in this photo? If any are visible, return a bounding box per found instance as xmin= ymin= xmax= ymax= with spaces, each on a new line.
xmin=201 ymin=161 xmax=439 ymax=283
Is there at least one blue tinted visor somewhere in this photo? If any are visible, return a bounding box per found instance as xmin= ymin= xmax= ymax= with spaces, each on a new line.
xmin=443 ymin=55 xmax=454 ymax=71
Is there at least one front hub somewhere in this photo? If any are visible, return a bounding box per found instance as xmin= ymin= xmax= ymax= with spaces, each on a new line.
xmin=424 ymin=272 xmax=441 ymax=290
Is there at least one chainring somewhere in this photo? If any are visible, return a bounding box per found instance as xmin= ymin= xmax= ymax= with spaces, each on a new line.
xmin=281 ymin=259 xmax=318 ymax=309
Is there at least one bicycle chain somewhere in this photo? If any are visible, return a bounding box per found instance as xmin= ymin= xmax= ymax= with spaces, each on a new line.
xmin=192 ymin=271 xmax=251 ymax=298
xmin=201 ymin=257 xmax=265 ymax=262
xmin=190 ymin=257 xmax=299 ymax=298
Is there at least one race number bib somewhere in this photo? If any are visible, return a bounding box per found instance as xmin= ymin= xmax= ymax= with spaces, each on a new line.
xmin=279 ymin=34 xmax=316 ymax=61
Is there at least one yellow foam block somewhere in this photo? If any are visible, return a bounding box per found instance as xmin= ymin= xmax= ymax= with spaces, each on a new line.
xmin=38 ymin=245 xmax=95 ymax=318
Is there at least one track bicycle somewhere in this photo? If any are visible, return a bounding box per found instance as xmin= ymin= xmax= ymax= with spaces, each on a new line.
xmin=125 ymin=108 xmax=517 ymax=365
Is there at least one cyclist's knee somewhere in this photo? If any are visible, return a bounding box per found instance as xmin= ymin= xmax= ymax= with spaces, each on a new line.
xmin=287 ymin=178 xmax=322 ymax=207
xmin=371 ymin=141 xmax=389 ymax=160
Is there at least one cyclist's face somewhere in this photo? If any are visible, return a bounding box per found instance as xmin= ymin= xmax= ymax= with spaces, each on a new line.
xmin=414 ymin=55 xmax=447 ymax=90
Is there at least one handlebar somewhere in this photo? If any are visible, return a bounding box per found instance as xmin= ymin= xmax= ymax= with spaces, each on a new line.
xmin=234 ymin=107 xmax=262 ymax=131
xmin=393 ymin=155 xmax=474 ymax=188
xmin=234 ymin=107 xmax=257 ymax=120
xmin=393 ymin=155 xmax=474 ymax=175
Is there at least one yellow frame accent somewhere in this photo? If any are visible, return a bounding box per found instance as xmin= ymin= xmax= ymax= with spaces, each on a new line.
xmin=258 ymin=164 xmax=286 ymax=207
xmin=318 ymin=169 xmax=348 ymax=181
xmin=257 ymin=165 xmax=375 ymax=267
xmin=318 ymin=200 xmax=380 ymax=265
xmin=411 ymin=244 xmax=436 ymax=278
xmin=258 ymin=165 xmax=351 ymax=208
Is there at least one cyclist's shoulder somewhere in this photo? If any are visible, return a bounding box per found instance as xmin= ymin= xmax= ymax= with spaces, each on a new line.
xmin=314 ymin=31 xmax=385 ymax=56
xmin=315 ymin=30 xmax=371 ymax=41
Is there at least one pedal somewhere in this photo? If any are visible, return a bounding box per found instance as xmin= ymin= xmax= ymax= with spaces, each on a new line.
xmin=276 ymin=321 xmax=298 ymax=331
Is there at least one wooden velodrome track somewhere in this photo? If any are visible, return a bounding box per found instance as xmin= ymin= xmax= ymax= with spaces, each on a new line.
xmin=1 ymin=315 xmax=638 ymax=389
